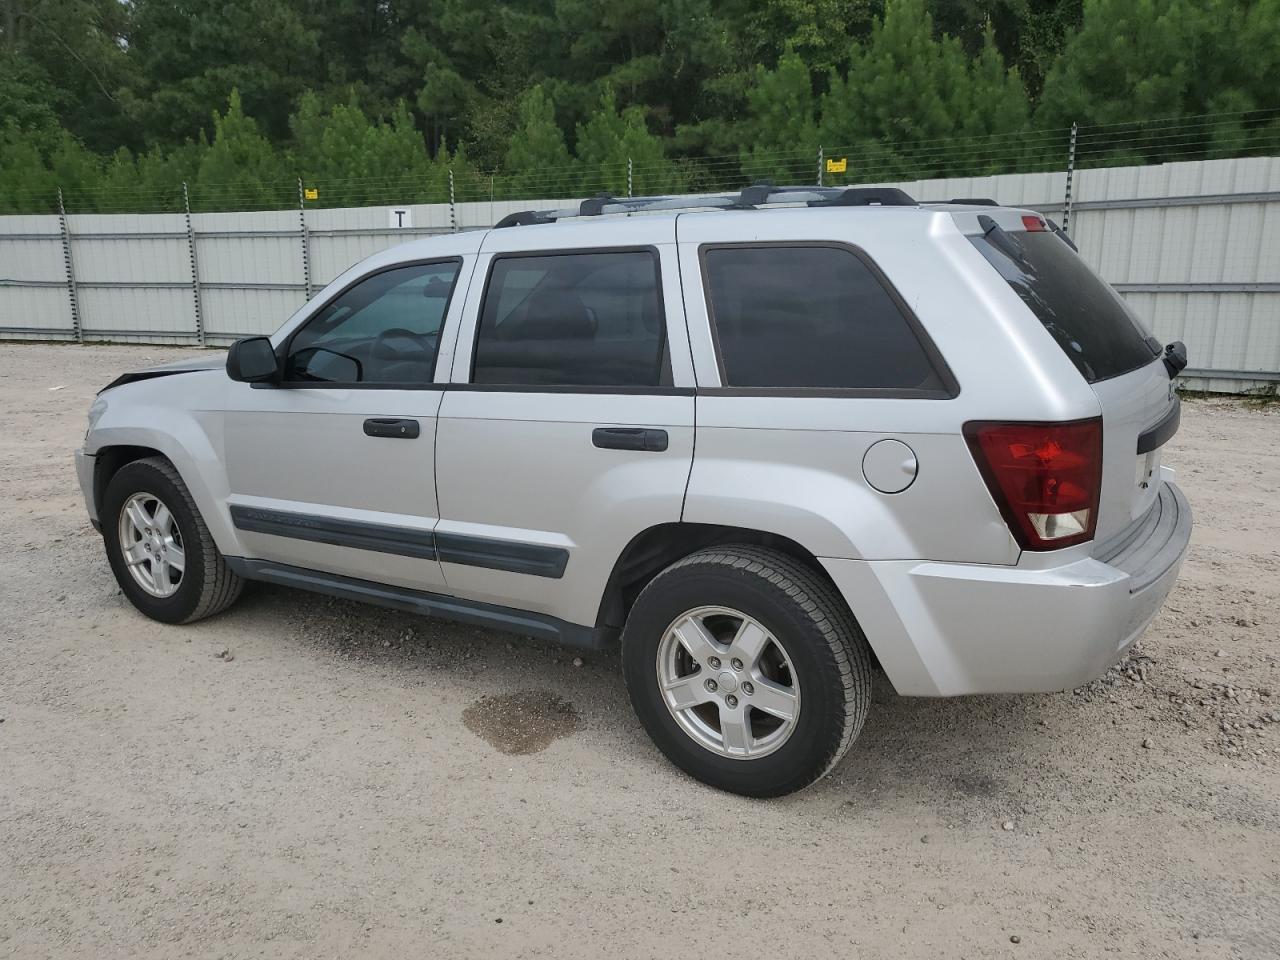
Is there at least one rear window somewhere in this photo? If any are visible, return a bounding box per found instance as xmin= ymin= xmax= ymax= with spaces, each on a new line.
xmin=970 ymin=230 xmax=1158 ymax=382
xmin=701 ymin=244 xmax=953 ymax=395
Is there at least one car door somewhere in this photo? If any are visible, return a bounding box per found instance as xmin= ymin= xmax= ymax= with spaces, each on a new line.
xmin=434 ymin=220 xmax=696 ymax=629
xmin=221 ymin=254 xmax=472 ymax=592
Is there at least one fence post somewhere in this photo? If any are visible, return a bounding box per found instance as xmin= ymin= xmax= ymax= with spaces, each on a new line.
xmin=627 ymin=157 xmax=634 ymax=198
xmin=817 ymin=145 xmax=824 ymax=187
xmin=296 ymin=177 xmax=312 ymax=299
xmin=449 ymin=168 xmax=457 ymax=232
xmin=1063 ymin=122 xmax=1078 ymax=236
xmin=182 ymin=182 xmax=205 ymax=346
xmin=56 ymin=187 xmax=83 ymax=343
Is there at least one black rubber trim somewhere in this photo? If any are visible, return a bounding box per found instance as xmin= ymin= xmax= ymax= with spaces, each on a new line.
xmin=435 ymin=531 xmax=569 ymax=579
xmin=444 ymin=384 xmax=695 ymax=396
xmin=229 ymin=505 xmax=438 ymax=560
xmin=1137 ymin=399 xmax=1180 ymax=454
xmin=229 ymin=504 xmax=569 ymax=577
xmin=224 ymin=558 xmax=610 ymax=649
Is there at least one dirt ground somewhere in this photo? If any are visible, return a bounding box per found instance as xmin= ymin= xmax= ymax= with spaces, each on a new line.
xmin=1 ymin=342 xmax=1277 ymax=960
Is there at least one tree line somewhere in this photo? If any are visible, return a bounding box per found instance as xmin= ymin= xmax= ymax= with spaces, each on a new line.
xmin=2 ymin=0 xmax=1278 ymax=213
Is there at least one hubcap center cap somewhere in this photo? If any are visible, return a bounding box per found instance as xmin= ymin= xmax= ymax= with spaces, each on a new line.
xmin=716 ymin=670 xmax=739 ymax=694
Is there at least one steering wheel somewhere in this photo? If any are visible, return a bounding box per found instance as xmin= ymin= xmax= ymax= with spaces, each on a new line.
xmin=371 ymin=327 xmax=431 ymax=362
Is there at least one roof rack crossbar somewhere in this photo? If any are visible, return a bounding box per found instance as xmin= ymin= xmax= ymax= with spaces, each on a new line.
xmin=492 ymin=183 xmax=919 ymax=227
xmin=807 ymin=187 xmax=917 ymax=208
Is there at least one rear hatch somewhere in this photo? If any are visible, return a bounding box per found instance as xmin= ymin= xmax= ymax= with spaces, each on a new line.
xmin=963 ymin=209 xmax=1176 ymax=545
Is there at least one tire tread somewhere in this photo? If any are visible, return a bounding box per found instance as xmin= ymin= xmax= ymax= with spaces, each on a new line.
xmin=131 ymin=457 xmax=243 ymax=623
xmin=630 ymin=544 xmax=873 ymax=793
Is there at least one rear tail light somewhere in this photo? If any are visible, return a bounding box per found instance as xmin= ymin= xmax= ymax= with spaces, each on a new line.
xmin=963 ymin=418 xmax=1103 ymax=550
xmin=1021 ymin=215 xmax=1046 ymax=231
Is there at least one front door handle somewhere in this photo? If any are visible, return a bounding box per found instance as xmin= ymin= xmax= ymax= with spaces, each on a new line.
xmin=592 ymin=427 xmax=668 ymax=452
xmin=363 ymin=418 xmax=420 ymax=439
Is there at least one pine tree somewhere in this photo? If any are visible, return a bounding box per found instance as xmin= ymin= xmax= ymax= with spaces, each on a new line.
xmin=194 ymin=90 xmax=291 ymax=210
xmin=738 ymin=45 xmax=820 ymax=184
xmin=501 ymin=85 xmax=579 ymax=199
xmin=575 ymin=89 xmax=681 ymax=196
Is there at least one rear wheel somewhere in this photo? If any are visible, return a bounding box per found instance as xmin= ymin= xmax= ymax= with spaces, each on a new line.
xmin=102 ymin=457 xmax=243 ymax=624
xmin=621 ymin=546 xmax=872 ymax=797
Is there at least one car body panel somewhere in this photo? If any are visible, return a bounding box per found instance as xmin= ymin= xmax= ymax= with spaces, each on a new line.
xmin=78 ymin=201 xmax=1191 ymax=697
xmin=433 ymin=226 xmax=696 ymax=626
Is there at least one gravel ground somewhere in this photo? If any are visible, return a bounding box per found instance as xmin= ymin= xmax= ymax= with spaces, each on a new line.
xmin=1 ymin=342 xmax=1278 ymax=959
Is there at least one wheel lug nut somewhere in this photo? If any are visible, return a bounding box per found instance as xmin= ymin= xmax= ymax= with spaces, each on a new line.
xmin=741 ymin=681 xmax=754 ymax=695
xmin=731 ymin=658 xmax=744 ymax=671
xmin=707 ymin=656 xmax=721 ymax=669
xmin=704 ymin=679 xmax=718 ymax=693
xmin=726 ymin=695 xmax=739 ymax=708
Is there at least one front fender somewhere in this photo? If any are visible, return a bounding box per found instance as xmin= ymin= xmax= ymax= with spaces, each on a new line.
xmin=87 ymin=373 xmax=241 ymax=556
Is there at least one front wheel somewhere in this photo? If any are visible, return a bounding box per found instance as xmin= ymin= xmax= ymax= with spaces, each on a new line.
xmin=101 ymin=457 xmax=243 ymax=624
xmin=621 ymin=546 xmax=872 ymax=797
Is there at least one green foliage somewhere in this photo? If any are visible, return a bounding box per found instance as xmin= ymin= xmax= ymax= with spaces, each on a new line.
xmin=1 ymin=0 xmax=1277 ymax=213
xmin=1040 ymin=1 xmax=1279 ymax=118
xmin=739 ymin=45 xmax=821 ymax=183
xmin=575 ymin=89 xmax=684 ymax=195
xmin=0 ymin=123 xmax=58 ymax=212
xmin=817 ymin=0 xmax=1033 ymax=180
xmin=292 ymin=95 xmax=450 ymax=204
xmin=501 ymin=85 xmax=579 ymax=198
xmin=193 ymin=91 xmax=292 ymax=210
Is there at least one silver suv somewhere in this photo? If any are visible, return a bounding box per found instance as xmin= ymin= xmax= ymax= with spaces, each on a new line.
xmin=76 ymin=186 xmax=1192 ymax=797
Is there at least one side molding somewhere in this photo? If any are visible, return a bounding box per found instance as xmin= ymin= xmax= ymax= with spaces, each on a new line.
xmin=229 ymin=505 xmax=437 ymax=560
xmin=225 ymin=558 xmax=609 ymax=649
xmin=229 ymin=505 xmax=569 ymax=577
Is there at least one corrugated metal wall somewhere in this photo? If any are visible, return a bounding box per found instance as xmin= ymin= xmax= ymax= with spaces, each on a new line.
xmin=1 ymin=158 xmax=1276 ymax=392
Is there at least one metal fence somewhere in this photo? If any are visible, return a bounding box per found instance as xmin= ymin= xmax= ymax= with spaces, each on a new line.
xmin=2 ymin=156 xmax=1278 ymax=394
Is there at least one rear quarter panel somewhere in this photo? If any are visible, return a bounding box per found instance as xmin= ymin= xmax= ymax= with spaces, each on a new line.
xmin=676 ymin=208 xmax=1103 ymax=564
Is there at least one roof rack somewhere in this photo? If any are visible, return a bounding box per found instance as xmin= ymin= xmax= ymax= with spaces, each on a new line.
xmin=493 ymin=182 xmax=917 ymax=228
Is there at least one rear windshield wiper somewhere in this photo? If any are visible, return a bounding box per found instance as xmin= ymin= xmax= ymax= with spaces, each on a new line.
xmin=1045 ymin=217 xmax=1079 ymax=252
xmin=977 ymin=214 xmax=1027 ymax=263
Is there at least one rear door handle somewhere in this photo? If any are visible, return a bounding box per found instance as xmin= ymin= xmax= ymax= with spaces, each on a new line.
xmin=363 ymin=418 xmax=420 ymax=439
xmin=592 ymin=427 xmax=668 ymax=452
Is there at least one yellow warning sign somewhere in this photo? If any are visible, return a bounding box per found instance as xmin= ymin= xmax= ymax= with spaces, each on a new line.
xmin=825 ymin=158 xmax=847 ymax=174
xmin=303 ymin=187 xmax=319 ymax=201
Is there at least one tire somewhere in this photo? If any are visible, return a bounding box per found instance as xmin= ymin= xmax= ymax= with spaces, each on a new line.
xmin=101 ymin=456 xmax=243 ymax=624
xmin=621 ymin=545 xmax=872 ymax=797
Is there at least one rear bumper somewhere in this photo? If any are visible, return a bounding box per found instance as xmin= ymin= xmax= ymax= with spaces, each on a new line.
xmin=822 ymin=480 xmax=1192 ymax=696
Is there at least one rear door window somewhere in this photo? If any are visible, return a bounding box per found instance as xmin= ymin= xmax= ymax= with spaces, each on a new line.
xmin=970 ymin=230 xmax=1158 ymax=382
xmin=700 ymin=243 xmax=953 ymax=395
xmin=473 ymin=249 xmax=669 ymax=387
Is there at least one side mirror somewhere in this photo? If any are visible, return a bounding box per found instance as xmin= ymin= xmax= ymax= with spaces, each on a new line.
xmin=227 ymin=336 xmax=279 ymax=383
xmin=291 ymin=346 xmax=362 ymax=383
